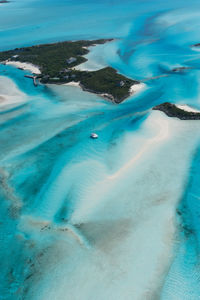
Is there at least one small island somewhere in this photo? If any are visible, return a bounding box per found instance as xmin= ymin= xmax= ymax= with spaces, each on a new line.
xmin=153 ymin=102 xmax=200 ymax=120
xmin=0 ymin=39 xmax=141 ymax=103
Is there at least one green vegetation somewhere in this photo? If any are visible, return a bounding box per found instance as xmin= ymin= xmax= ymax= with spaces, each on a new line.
xmin=153 ymin=102 xmax=200 ymax=120
xmin=83 ymin=67 xmax=139 ymax=103
xmin=0 ymin=40 xmax=111 ymax=76
xmin=0 ymin=39 xmax=140 ymax=103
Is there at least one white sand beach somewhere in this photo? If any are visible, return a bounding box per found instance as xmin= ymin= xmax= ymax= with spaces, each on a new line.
xmin=177 ymin=104 xmax=200 ymax=113
xmin=130 ymin=82 xmax=146 ymax=95
xmin=63 ymin=81 xmax=80 ymax=87
xmin=5 ymin=61 xmax=41 ymax=74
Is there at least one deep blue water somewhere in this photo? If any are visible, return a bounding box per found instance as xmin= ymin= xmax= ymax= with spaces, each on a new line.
xmin=1 ymin=0 xmax=200 ymax=299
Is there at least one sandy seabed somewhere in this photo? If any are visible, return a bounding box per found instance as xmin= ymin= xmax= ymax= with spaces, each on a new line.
xmin=0 ymin=76 xmax=27 ymax=109
xmin=18 ymin=108 xmax=200 ymax=300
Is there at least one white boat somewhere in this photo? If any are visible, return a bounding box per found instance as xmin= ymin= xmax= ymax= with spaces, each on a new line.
xmin=90 ymin=133 xmax=98 ymax=139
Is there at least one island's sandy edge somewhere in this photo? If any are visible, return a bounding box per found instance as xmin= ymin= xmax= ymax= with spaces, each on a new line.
xmin=1 ymin=39 xmax=145 ymax=103
xmin=129 ymin=82 xmax=146 ymax=95
xmin=3 ymin=61 xmax=144 ymax=103
xmin=4 ymin=60 xmax=41 ymax=74
xmin=176 ymin=104 xmax=200 ymax=113
xmin=63 ymin=81 xmax=145 ymax=103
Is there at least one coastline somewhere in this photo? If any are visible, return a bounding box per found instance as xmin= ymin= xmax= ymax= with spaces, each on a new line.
xmin=62 ymin=80 xmax=145 ymax=103
xmin=62 ymin=81 xmax=115 ymax=102
xmin=2 ymin=58 xmax=144 ymax=103
xmin=0 ymin=39 xmax=140 ymax=103
xmin=2 ymin=1 xmax=200 ymax=299
xmin=153 ymin=102 xmax=200 ymax=120
xmin=63 ymin=81 xmax=80 ymax=87
xmin=74 ymin=40 xmax=115 ymax=71
xmin=176 ymin=104 xmax=200 ymax=113
xmin=4 ymin=61 xmax=41 ymax=75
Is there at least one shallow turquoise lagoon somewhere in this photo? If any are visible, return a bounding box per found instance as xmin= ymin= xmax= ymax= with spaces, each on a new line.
xmin=1 ymin=0 xmax=200 ymax=299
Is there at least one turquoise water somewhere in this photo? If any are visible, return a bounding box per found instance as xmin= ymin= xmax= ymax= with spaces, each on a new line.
xmin=1 ymin=0 xmax=200 ymax=299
